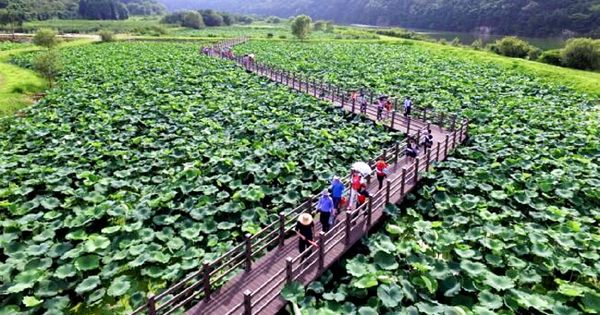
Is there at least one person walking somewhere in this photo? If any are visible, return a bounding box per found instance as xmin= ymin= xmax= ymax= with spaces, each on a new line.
xmin=375 ymin=158 xmax=388 ymax=190
xmin=385 ymin=98 xmax=393 ymax=120
xmin=404 ymin=96 xmax=413 ymax=117
xmin=317 ymin=190 xmax=334 ymax=232
xmin=406 ymin=140 xmax=418 ymax=162
xmin=358 ymin=92 xmax=367 ymax=115
xmin=377 ymin=96 xmax=385 ymax=121
xmin=295 ymin=213 xmax=316 ymax=261
xmin=350 ymin=171 xmax=362 ymax=209
xmin=330 ymin=176 xmax=345 ymax=210
xmin=357 ymin=181 xmax=370 ymax=207
xmin=421 ymin=129 xmax=433 ymax=153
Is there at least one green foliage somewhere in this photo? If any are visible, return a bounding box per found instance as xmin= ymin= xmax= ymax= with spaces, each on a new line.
xmin=234 ymin=40 xmax=599 ymax=315
xmin=98 ymin=29 xmax=115 ymax=42
xmin=291 ymin=15 xmax=311 ymax=40
xmin=79 ymin=0 xmax=129 ymax=20
xmin=561 ymin=38 xmax=600 ymax=70
xmin=1 ymin=42 xmax=399 ymax=313
xmin=33 ymin=49 xmax=62 ymax=86
xmin=493 ymin=36 xmax=536 ymax=58
xmin=32 ymin=28 xmax=59 ymax=48
xmin=266 ymin=16 xmax=281 ymax=24
xmin=183 ymin=11 xmax=204 ymax=29
xmin=124 ymin=0 xmax=165 ymax=16
xmin=539 ymin=49 xmax=563 ymax=66
xmin=199 ymin=9 xmax=224 ymax=27
xmin=450 ymin=37 xmax=461 ymax=47
xmin=471 ymin=39 xmax=484 ymax=50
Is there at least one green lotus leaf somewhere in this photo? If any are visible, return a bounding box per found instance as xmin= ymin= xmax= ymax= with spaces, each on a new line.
xmin=377 ymin=283 xmax=403 ymax=308
xmin=460 ymin=260 xmax=487 ymax=276
xmin=74 ymin=255 xmax=100 ymax=271
xmin=581 ymin=292 xmax=600 ymax=313
xmin=75 ymin=276 xmax=101 ymax=294
xmin=478 ymin=290 xmax=503 ymax=309
xmin=358 ymin=306 xmax=378 ymax=315
xmin=353 ymin=274 xmax=377 ymax=289
xmin=555 ymin=189 xmax=574 ymax=199
xmin=107 ymin=275 xmax=131 ymax=297
xmin=373 ymin=251 xmax=398 ymax=270
xmin=87 ymin=288 xmax=106 ymax=304
xmin=483 ymin=272 xmax=514 ymax=291
xmin=346 ymin=256 xmax=368 ymax=277
xmin=40 ymin=197 xmax=61 ymax=210
xmin=84 ymin=235 xmax=111 ymax=252
xmin=281 ymin=281 xmax=304 ymax=303
xmin=22 ymin=296 xmax=43 ymax=308
xmin=55 ymin=265 xmax=76 ymax=279
xmin=490 ymin=190 xmax=507 ymax=200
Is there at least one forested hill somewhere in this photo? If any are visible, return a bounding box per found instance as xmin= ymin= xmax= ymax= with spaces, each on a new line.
xmin=161 ymin=0 xmax=600 ymax=37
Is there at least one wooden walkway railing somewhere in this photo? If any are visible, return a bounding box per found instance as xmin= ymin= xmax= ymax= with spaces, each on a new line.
xmin=131 ymin=38 xmax=468 ymax=315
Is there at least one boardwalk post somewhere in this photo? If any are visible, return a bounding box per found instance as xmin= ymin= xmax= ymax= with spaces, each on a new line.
xmin=318 ymin=231 xmax=325 ymax=270
xmin=451 ymin=115 xmax=457 ymax=132
xmin=436 ymin=142 xmax=441 ymax=161
xmin=452 ymin=129 xmax=457 ymax=149
xmin=336 ymin=86 xmax=341 ymax=99
xmin=328 ymin=83 xmax=332 ymax=99
xmin=444 ymin=135 xmax=449 ymax=159
xmin=306 ymin=78 xmax=310 ymax=93
xmin=203 ymin=263 xmax=211 ymax=300
xmin=414 ymin=158 xmax=420 ymax=183
xmin=345 ymin=210 xmax=352 ymax=245
xmin=313 ymin=80 xmax=318 ymax=97
xmin=386 ymin=180 xmax=391 ymax=204
xmin=367 ymin=197 xmax=373 ymax=228
xmin=391 ymin=111 xmax=396 ymax=129
xmin=243 ymin=290 xmax=252 ymax=315
xmin=406 ymin=116 xmax=411 ymax=135
xmin=394 ymin=142 xmax=400 ymax=164
xmin=292 ymin=74 xmax=296 ymax=89
xmin=416 ymin=130 xmax=421 ymax=145
xmin=352 ymin=98 xmax=356 ymax=113
xmin=286 ymin=257 xmax=294 ymax=283
xmin=426 ymin=149 xmax=431 ymax=171
xmin=369 ymin=92 xmax=374 ymax=106
xmin=341 ymin=95 xmax=345 ymax=109
xmin=440 ymin=113 xmax=445 ymax=127
xmin=382 ymin=148 xmax=387 ymax=161
xmin=147 ymin=295 xmax=156 ymax=315
xmin=244 ymin=233 xmax=252 ymax=272
xmin=278 ymin=211 xmax=286 ymax=247
xmin=400 ymin=168 xmax=406 ymax=197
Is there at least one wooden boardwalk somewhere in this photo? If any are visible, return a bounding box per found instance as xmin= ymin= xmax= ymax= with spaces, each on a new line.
xmin=186 ymin=43 xmax=466 ymax=315
xmin=131 ymin=38 xmax=467 ymax=315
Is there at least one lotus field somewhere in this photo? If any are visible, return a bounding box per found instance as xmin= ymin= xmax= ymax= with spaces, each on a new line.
xmin=236 ymin=41 xmax=600 ymax=313
xmin=0 ymin=42 xmax=401 ymax=314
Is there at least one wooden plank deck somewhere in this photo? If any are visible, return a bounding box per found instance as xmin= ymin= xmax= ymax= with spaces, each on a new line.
xmin=182 ymin=43 xmax=466 ymax=315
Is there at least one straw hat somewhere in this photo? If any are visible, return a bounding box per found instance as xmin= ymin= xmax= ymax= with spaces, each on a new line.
xmin=298 ymin=213 xmax=313 ymax=225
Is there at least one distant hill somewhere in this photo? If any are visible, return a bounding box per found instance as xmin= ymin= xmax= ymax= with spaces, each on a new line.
xmin=158 ymin=0 xmax=600 ymax=37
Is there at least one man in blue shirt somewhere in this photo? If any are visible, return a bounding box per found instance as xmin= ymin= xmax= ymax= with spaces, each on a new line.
xmin=318 ymin=190 xmax=334 ymax=232
xmin=330 ymin=176 xmax=345 ymax=210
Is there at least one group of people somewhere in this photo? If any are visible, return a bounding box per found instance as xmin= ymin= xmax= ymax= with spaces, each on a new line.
xmin=350 ymin=90 xmax=414 ymax=121
xmin=294 ymin=158 xmax=392 ymax=259
xmin=406 ymin=128 xmax=434 ymax=161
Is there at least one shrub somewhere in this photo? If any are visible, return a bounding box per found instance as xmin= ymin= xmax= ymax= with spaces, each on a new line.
xmin=539 ymin=49 xmax=563 ymax=66
xmin=291 ymin=15 xmax=312 ymax=40
xmin=33 ymin=28 xmax=59 ymax=49
xmin=34 ymin=50 xmax=62 ymax=87
xmin=266 ymin=16 xmax=281 ymax=24
xmin=561 ymin=38 xmax=600 ymax=70
xmin=494 ymin=36 xmax=535 ymax=58
xmin=200 ymin=10 xmax=224 ymax=27
xmin=528 ymin=47 xmax=542 ymax=60
xmin=471 ymin=39 xmax=484 ymax=50
xmin=438 ymin=38 xmax=447 ymax=45
xmin=150 ymin=25 xmax=168 ymax=35
xmin=98 ymin=30 xmax=114 ymax=42
xmin=279 ymin=35 xmax=287 ymax=39
xmin=451 ymin=37 xmax=461 ymax=46
xmin=266 ymin=33 xmax=274 ymax=38
xmin=183 ymin=11 xmax=204 ymax=29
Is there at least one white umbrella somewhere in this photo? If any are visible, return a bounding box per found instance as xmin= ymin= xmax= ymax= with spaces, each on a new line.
xmin=352 ymin=162 xmax=372 ymax=175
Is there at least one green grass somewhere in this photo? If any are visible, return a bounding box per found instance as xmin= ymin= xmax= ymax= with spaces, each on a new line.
xmin=0 ymin=62 xmax=46 ymax=116
xmin=411 ymin=39 xmax=600 ymax=98
xmin=0 ymin=39 xmax=95 ymax=116
xmin=11 ymin=17 xmax=172 ymax=34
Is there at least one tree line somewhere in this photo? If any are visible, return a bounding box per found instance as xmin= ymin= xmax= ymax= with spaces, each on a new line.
xmin=0 ymin=0 xmax=165 ymax=26
xmin=161 ymin=9 xmax=253 ymax=29
xmin=163 ymin=0 xmax=600 ymax=38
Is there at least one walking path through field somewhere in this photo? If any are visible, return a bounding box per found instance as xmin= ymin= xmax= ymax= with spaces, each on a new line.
xmin=133 ymin=38 xmax=467 ymax=315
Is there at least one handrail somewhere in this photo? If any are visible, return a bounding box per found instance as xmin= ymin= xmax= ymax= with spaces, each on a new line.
xmin=132 ymin=37 xmax=468 ymax=315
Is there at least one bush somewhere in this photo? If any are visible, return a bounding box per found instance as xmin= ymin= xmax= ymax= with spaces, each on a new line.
xmin=279 ymin=35 xmax=287 ymax=39
xmin=451 ymin=37 xmax=461 ymax=46
xmin=200 ymin=10 xmax=224 ymax=27
xmin=528 ymin=47 xmax=542 ymax=60
xmin=34 ymin=50 xmax=62 ymax=87
xmin=471 ymin=39 xmax=484 ymax=50
xmin=33 ymin=28 xmax=59 ymax=49
xmin=150 ymin=25 xmax=168 ymax=35
xmin=291 ymin=15 xmax=312 ymax=40
xmin=494 ymin=36 xmax=535 ymax=58
xmin=438 ymin=38 xmax=447 ymax=45
xmin=183 ymin=11 xmax=205 ymax=29
xmin=98 ymin=30 xmax=114 ymax=42
xmin=266 ymin=16 xmax=281 ymax=24
xmin=266 ymin=33 xmax=274 ymax=38
xmin=539 ymin=49 xmax=563 ymax=66
xmin=561 ymin=38 xmax=600 ymax=70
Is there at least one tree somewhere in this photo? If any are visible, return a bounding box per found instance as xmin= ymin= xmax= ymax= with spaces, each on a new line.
xmin=561 ymin=38 xmax=600 ymax=70
xmin=200 ymin=9 xmax=224 ymax=27
xmin=99 ymin=30 xmax=115 ymax=42
xmin=493 ymin=36 xmax=535 ymax=58
xmin=0 ymin=0 xmax=26 ymax=36
xmin=183 ymin=11 xmax=204 ymax=29
xmin=79 ymin=0 xmax=129 ymax=20
xmin=33 ymin=28 xmax=60 ymax=49
xmin=291 ymin=15 xmax=312 ymax=40
xmin=34 ymin=50 xmax=63 ymax=87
